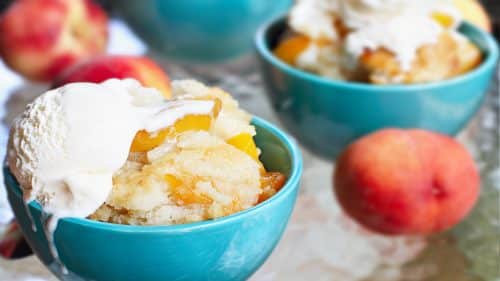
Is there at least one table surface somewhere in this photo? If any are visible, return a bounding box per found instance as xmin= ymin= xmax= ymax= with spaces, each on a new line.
xmin=0 ymin=20 xmax=498 ymax=281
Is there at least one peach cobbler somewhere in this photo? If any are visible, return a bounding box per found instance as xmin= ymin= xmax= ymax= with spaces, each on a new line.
xmin=274 ymin=0 xmax=486 ymax=84
xmin=89 ymin=80 xmax=286 ymax=225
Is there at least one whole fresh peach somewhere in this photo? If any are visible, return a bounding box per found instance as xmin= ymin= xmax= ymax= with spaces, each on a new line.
xmin=0 ymin=0 xmax=108 ymax=81
xmin=454 ymin=0 xmax=491 ymax=32
xmin=334 ymin=129 xmax=479 ymax=235
xmin=53 ymin=55 xmax=171 ymax=98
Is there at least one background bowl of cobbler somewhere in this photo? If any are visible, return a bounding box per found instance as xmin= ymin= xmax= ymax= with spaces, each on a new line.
xmin=4 ymin=117 xmax=303 ymax=281
xmin=255 ymin=16 xmax=499 ymax=158
xmin=111 ymin=0 xmax=292 ymax=63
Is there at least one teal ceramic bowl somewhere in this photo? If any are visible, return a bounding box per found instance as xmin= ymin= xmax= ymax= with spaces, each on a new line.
xmin=256 ymin=16 xmax=499 ymax=158
xmin=4 ymin=117 xmax=302 ymax=281
xmin=111 ymin=0 xmax=292 ymax=63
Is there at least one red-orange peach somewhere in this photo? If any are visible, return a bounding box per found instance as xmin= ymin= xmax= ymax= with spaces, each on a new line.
xmin=0 ymin=0 xmax=108 ymax=81
xmin=53 ymin=55 xmax=171 ymax=98
xmin=454 ymin=0 xmax=491 ymax=32
xmin=334 ymin=129 xmax=479 ymax=235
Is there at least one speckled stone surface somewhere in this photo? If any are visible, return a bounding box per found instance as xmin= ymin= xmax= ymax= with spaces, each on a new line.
xmin=0 ymin=20 xmax=498 ymax=281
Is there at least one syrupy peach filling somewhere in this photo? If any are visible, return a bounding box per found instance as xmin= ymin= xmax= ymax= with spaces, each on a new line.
xmin=260 ymin=172 xmax=287 ymax=203
xmin=130 ymin=99 xmax=221 ymax=153
xmin=165 ymin=174 xmax=213 ymax=205
xmin=129 ymin=96 xmax=286 ymax=210
xmin=87 ymin=80 xmax=289 ymax=226
xmin=274 ymin=35 xmax=311 ymax=65
xmin=227 ymin=132 xmax=260 ymax=161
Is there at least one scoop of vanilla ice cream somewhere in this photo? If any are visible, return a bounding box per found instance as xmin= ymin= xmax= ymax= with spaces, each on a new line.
xmin=339 ymin=0 xmax=413 ymax=28
xmin=341 ymin=0 xmax=462 ymax=70
xmin=290 ymin=0 xmax=340 ymax=40
xmin=338 ymin=0 xmax=457 ymax=28
xmin=345 ymin=15 xmax=444 ymax=70
xmin=8 ymin=79 xmax=216 ymax=219
xmin=8 ymin=89 xmax=68 ymax=209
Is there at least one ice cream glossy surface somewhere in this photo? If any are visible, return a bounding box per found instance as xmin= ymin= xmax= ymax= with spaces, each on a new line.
xmin=7 ymin=79 xmax=215 ymax=220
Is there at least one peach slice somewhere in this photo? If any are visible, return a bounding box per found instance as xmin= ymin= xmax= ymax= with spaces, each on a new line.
xmin=165 ymin=174 xmax=213 ymax=205
xmin=259 ymin=172 xmax=287 ymax=202
xmin=432 ymin=12 xmax=456 ymax=28
xmin=130 ymin=99 xmax=221 ymax=153
xmin=130 ymin=129 xmax=170 ymax=153
xmin=227 ymin=133 xmax=260 ymax=160
xmin=274 ymin=35 xmax=311 ymax=65
xmin=174 ymin=115 xmax=212 ymax=134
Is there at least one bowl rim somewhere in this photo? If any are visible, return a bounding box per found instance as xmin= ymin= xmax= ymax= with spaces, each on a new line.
xmin=5 ymin=116 xmax=303 ymax=233
xmin=255 ymin=14 xmax=499 ymax=92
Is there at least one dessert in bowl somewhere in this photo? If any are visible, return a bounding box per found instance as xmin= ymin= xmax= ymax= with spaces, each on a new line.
xmin=256 ymin=0 xmax=498 ymax=158
xmin=273 ymin=0 xmax=488 ymax=84
xmin=4 ymin=79 xmax=302 ymax=281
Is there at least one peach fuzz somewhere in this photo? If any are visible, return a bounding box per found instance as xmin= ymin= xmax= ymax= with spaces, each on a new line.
xmin=0 ymin=0 xmax=108 ymax=81
xmin=334 ymin=129 xmax=479 ymax=235
xmin=53 ymin=55 xmax=171 ymax=98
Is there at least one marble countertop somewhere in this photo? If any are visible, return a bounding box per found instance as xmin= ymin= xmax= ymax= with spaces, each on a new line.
xmin=0 ymin=20 xmax=498 ymax=281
